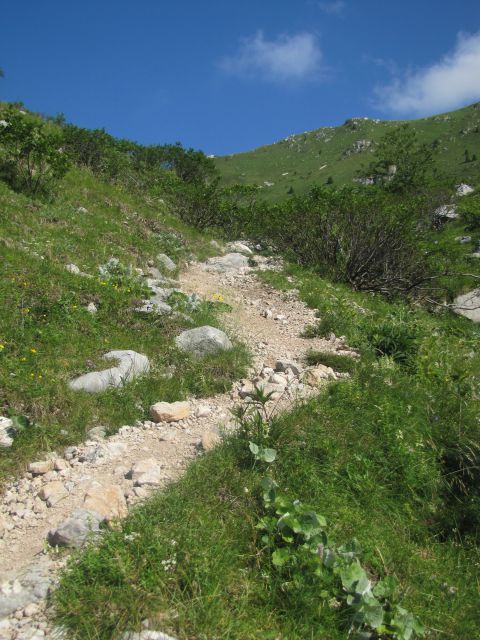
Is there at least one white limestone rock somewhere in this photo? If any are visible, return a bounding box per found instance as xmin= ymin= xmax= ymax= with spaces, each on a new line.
xmin=69 ymin=350 xmax=150 ymax=393
xmin=175 ymin=326 xmax=232 ymax=357
xmin=150 ymin=401 xmax=190 ymax=423
xmin=226 ymin=241 xmax=253 ymax=255
xmin=0 ymin=416 xmax=14 ymax=448
xmin=206 ymin=253 xmax=249 ymax=273
xmin=453 ymin=289 xmax=480 ymax=322
xmin=456 ymin=183 xmax=475 ymax=196
xmin=157 ymin=253 xmax=176 ymax=271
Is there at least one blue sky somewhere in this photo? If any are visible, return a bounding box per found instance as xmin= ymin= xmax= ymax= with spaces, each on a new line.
xmin=1 ymin=0 xmax=480 ymax=155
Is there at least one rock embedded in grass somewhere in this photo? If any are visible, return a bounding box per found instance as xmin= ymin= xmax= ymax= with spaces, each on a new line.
xmin=201 ymin=431 xmax=221 ymax=451
xmin=456 ymin=183 xmax=475 ymax=196
xmin=68 ymin=350 xmax=150 ymax=393
xmin=135 ymin=299 xmax=172 ymax=315
xmin=0 ymin=417 xmax=14 ymax=448
xmin=453 ymin=289 xmax=480 ymax=322
xmin=86 ymin=425 xmax=107 ymax=441
xmin=302 ymin=365 xmax=336 ymax=386
xmin=226 ymin=241 xmax=253 ymax=255
xmin=150 ymin=401 xmax=191 ymax=423
xmin=175 ymin=325 xmax=233 ymax=357
xmin=123 ymin=631 xmax=178 ymax=640
xmin=157 ymin=253 xmax=176 ymax=271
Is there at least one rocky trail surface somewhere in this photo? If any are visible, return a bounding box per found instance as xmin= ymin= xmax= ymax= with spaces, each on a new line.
xmin=0 ymin=251 xmax=355 ymax=639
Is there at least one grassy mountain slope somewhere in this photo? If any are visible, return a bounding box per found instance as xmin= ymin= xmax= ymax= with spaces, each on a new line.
xmin=1 ymin=103 xmax=479 ymax=639
xmin=0 ymin=168 xmax=248 ymax=481
xmin=216 ymin=103 xmax=480 ymax=200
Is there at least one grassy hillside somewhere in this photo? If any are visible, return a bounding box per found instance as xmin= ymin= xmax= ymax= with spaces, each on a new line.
xmin=216 ymin=103 xmax=480 ymax=200
xmin=0 ymin=167 xmax=249 ymax=481
xmin=1 ymin=102 xmax=479 ymax=639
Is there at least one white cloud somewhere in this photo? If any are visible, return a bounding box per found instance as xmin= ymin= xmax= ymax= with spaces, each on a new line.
xmin=376 ymin=31 xmax=480 ymax=115
xmin=317 ymin=1 xmax=346 ymax=15
xmin=219 ymin=31 xmax=323 ymax=83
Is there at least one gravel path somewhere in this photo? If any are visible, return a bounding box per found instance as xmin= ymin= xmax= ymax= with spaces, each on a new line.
xmin=0 ymin=254 xmax=353 ymax=639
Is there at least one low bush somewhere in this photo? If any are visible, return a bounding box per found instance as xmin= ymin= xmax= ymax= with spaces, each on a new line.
xmin=458 ymin=193 xmax=480 ymax=230
xmin=0 ymin=106 xmax=70 ymax=198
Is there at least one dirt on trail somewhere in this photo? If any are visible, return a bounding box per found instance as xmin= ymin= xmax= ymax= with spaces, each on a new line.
xmin=0 ymin=255 xmax=351 ymax=640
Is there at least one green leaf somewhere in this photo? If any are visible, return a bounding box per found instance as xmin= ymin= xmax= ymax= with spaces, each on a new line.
xmin=362 ymin=597 xmax=384 ymax=628
xmin=249 ymin=441 xmax=259 ymax=456
xmin=340 ymin=561 xmax=368 ymax=592
xmin=272 ymin=547 xmax=291 ymax=567
xmin=373 ymin=575 xmax=397 ymax=599
xmin=262 ymin=447 xmax=277 ymax=463
xmin=355 ymin=572 xmax=371 ymax=596
xmin=10 ymin=414 xmax=30 ymax=431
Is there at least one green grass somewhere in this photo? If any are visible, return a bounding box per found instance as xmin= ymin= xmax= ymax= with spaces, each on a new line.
xmin=0 ymin=170 xmax=244 ymax=482
xmin=304 ymin=350 xmax=358 ymax=373
xmin=215 ymin=103 xmax=480 ymax=201
xmin=54 ymin=262 xmax=480 ymax=639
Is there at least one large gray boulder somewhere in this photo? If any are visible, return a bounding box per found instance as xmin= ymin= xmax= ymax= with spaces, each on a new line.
xmin=453 ymin=289 xmax=480 ymax=322
xmin=206 ymin=253 xmax=249 ymax=273
xmin=69 ymin=350 xmax=150 ymax=393
xmin=47 ymin=509 xmax=102 ymax=547
xmin=175 ymin=326 xmax=233 ymax=357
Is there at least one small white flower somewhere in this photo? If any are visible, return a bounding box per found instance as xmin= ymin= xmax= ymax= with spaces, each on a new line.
xmin=0 ymin=120 xmax=9 ymax=127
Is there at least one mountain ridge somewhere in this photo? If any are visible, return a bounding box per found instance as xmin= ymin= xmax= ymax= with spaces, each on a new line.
xmin=215 ymin=102 xmax=480 ymax=200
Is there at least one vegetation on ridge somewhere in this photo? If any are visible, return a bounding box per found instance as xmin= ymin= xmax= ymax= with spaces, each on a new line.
xmin=215 ymin=102 xmax=480 ymax=201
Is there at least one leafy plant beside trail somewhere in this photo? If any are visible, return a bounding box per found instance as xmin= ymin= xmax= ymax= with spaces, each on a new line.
xmin=54 ymin=342 xmax=479 ymax=638
xmin=239 ymin=390 xmax=425 ymax=640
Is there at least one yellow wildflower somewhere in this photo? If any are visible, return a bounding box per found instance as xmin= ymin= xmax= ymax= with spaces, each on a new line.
xmin=30 ymin=348 xmax=37 ymax=353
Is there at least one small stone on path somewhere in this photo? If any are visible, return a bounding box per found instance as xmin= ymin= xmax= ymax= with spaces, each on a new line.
xmin=47 ymin=510 xmax=102 ymax=548
xmin=82 ymin=482 xmax=128 ymax=522
xmin=150 ymin=401 xmax=190 ymax=423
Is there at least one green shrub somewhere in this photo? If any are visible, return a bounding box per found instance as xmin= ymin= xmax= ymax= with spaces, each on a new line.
xmin=366 ymin=313 xmax=419 ymax=365
xmin=458 ymin=193 xmax=480 ymax=230
xmin=0 ymin=106 xmax=70 ymax=197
